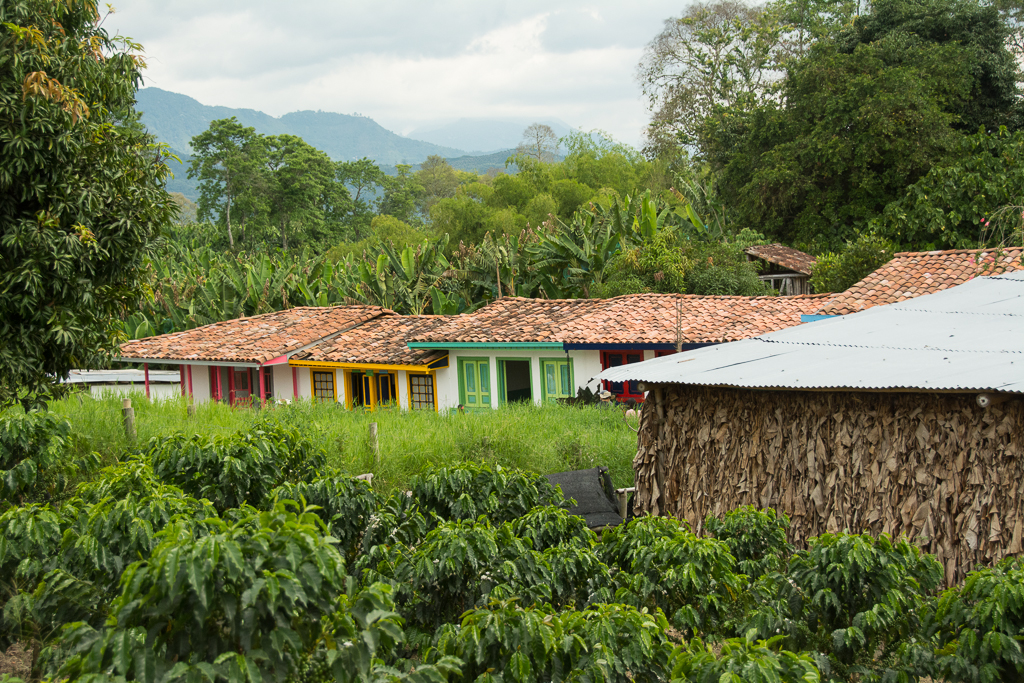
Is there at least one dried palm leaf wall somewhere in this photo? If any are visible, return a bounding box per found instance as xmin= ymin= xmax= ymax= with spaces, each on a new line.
xmin=633 ymin=385 xmax=1023 ymax=585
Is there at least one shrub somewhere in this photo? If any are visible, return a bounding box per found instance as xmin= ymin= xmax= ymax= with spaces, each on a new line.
xmin=615 ymin=528 xmax=744 ymax=635
xmin=669 ymin=631 xmax=821 ymax=683
xmin=147 ymin=420 xmax=327 ymax=511
xmin=705 ymin=506 xmax=793 ymax=578
xmin=809 ymin=234 xmax=895 ymax=293
xmin=0 ymin=412 xmax=98 ymax=506
xmin=742 ymin=532 xmax=942 ymax=681
xmin=507 ymin=505 xmax=596 ymax=551
xmin=595 ymin=515 xmax=690 ymax=572
xmin=934 ymin=556 xmax=1024 ymax=683
xmin=56 ymin=500 xmax=348 ymax=683
xmin=271 ymin=474 xmax=378 ymax=561
xmin=429 ymin=600 xmax=675 ymax=683
xmin=411 ymin=462 xmax=566 ymax=525
xmin=373 ymin=518 xmax=535 ymax=628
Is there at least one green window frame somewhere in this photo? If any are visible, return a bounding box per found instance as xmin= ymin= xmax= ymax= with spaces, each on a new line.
xmin=540 ymin=358 xmax=574 ymax=403
xmin=458 ymin=357 xmax=492 ymax=410
xmin=496 ymin=358 xmax=534 ymax=405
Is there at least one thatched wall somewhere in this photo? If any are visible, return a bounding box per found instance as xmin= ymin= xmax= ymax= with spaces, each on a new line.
xmin=633 ymin=385 xmax=1024 ymax=585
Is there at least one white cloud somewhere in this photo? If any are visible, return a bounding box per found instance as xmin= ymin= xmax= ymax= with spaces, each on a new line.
xmin=108 ymin=0 xmax=684 ymax=147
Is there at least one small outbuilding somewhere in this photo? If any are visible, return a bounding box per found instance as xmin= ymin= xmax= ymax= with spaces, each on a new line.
xmin=745 ymin=244 xmax=817 ymax=295
xmin=601 ymin=271 xmax=1024 ymax=585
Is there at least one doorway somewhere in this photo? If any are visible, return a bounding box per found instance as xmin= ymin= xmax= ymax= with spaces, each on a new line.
xmin=499 ymin=359 xmax=532 ymax=404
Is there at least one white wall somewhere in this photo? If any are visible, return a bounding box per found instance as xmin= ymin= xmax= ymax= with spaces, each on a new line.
xmin=271 ymin=364 xmax=295 ymax=401
xmin=89 ymin=384 xmax=180 ymax=401
xmin=189 ymin=365 xmax=212 ymax=404
xmin=437 ymin=349 xmax=604 ymax=412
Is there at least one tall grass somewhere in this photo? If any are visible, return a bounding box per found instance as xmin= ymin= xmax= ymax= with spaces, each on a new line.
xmin=42 ymin=392 xmax=640 ymax=495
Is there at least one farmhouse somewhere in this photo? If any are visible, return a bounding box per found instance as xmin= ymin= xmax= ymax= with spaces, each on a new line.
xmin=117 ymin=293 xmax=828 ymax=411
xmin=118 ymin=305 xmax=388 ymax=405
xmin=409 ymin=293 xmax=829 ymax=409
xmin=600 ymin=271 xmax=1024 ymax=584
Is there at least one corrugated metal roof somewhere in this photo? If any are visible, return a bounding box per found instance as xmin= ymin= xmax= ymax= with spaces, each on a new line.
xmin=598 ymin=272 xmax=1024 ymax=393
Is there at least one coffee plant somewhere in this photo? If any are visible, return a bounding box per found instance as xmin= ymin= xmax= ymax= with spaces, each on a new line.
xmin=3 ymin=414 xmax=1020 ymax=682
xmin=740 ymin=532 xmax=942 ymax=682
xmin=0 ymin=411 xmax=99 ymax=507
xmin=932 ymin=556 xmax=1024 ymax=683
xmin=271 ymin=473 xmax=378 ymax=561
xmin=411 ymin=462 xmax=567 ymax=525
xmin=705 ymin=506 xmax=793 ymax=578
xmin=147 ymin=420 xmax=326 ymax=511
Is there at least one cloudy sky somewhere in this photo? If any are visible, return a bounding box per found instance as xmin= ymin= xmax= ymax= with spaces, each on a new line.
xmin=105 ymin=1 xmax=684 ymax=147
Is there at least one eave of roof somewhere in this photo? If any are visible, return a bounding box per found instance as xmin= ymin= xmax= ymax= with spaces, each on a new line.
xmin=599 ymin=272 xmax=1024 ymax=394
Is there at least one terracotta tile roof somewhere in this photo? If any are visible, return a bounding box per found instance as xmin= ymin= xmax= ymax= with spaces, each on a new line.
xmin=745 ymin=244 xmax=817 ymax=275
xmin=119 ymin=306 xmax=387 ymax=364
xmin=818 ymin=247 xmax=1024 ymax=315
xmin=412 ymin=293 xmax=832 ymax=346
xmin=292 ymin=315 xmax=448 ymax=366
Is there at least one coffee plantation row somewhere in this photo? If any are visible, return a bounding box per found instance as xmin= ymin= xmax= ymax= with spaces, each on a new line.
xmin=0 ymin=411 xmax=1022 ymax=683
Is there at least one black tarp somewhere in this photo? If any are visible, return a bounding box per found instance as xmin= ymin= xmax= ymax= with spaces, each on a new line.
xmin=545 ymin=466 xmax=623 ymax=529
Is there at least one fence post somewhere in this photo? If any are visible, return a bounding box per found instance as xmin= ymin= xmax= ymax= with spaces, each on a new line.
xmin=122 ymin=398 xmax=136 ymax=442
xmin=369 ymin=422 xmax=379 ymax=468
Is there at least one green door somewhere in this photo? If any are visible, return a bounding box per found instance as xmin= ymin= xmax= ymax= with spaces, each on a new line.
xmin=541 ymin=359 xmax=573 ymax=402
xmin=460 ymin=358 xmax=491 ymax=409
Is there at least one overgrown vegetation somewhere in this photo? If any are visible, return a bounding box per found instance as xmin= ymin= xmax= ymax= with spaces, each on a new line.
xmin=1 ymin=406 xmax=1022 ymax=683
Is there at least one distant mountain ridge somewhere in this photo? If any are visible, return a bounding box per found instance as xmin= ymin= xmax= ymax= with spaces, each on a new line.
xmin=407 ymin=117 xmax=574 ymax=154
xmin=136 ymin=88 xmax=467 ymax=164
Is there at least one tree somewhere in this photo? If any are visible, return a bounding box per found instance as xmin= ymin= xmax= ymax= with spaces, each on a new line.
xmin=702 ymin=0 xmax=1021 ymax=250
xmin=0 ymin=0 xmax=175 ymax=409
xmin=263 ymin=134 xmax=335 ymax=250
xmin=637 ymin=1 xmax=786 ymax=157
xmin=379 ymin=164 xmax=423 ymax=225
xmin=516 ymin=123 xmax=560 ymax=162
xmin=187 ymin=117 xmax=264 ymax=249
xmin=416 ymin=155 xmax=459 ymax=214
xmin=335 ymin=157 xmax=387 ymax=239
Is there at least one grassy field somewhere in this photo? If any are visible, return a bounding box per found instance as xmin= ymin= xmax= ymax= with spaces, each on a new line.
xmin=44 ymin=393 xmax=640 ymax=494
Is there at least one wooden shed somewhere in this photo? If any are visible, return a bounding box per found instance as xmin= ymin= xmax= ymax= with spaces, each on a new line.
xmin=601 ymin=272 xmax=1024 ymax=585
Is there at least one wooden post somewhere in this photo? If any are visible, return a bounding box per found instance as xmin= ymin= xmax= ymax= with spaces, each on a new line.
xmin=144 ymin=363 xmax=150 ymax=400
xmin=187 ymin=402 xmax=195 ymax=417
xmin=258 ymin=365 xmax=266 ymax=408
xmin=369 ymin=422 xmax=379 ymax=467
xmin=122 ymin=398 xmax=136 ymax=442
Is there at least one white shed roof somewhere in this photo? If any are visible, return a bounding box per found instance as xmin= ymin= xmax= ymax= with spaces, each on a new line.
xmin=63 ymin=369 xmax=181 ymax=385
xmin=598 ymin=271 xmax=1024 ymax=394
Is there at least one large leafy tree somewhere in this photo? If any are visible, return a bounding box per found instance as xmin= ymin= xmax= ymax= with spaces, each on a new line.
xmin=0 ymin=0 xmax=175 ymax=409
xmin=263 ymin=134 xmax=339 ymax=250
xmin=703 ymin=0 xmax=1021 ymax=251
xmin=187 ymin=117 xmax=265 ymax=249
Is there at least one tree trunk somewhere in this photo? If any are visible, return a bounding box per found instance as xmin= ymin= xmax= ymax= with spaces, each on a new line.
xmin=226 ymin=192 xmax=234 ymax=248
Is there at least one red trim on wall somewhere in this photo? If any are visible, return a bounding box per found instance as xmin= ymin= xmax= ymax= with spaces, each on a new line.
xmin=144 ymin=363 xmax=150 ymax=399
xmin=292 ymin=367 xmax=298 ymax=399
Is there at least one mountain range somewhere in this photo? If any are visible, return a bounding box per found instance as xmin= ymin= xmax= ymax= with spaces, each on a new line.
xmin=135 ymin=88 xmax=570 ymax=200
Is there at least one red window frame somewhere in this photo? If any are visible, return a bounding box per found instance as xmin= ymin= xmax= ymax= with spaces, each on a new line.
xmin=600 ymin=350 xmax=646 ymax=400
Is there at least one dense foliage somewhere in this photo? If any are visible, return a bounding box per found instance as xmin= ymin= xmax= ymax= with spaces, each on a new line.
xmin=0 ymin=0 xmax=176 ymax=408
xmin=1 ymin=409 xmax=1023 ymax=682
xmin=641 ymin=0 xmax=1024 ymax=255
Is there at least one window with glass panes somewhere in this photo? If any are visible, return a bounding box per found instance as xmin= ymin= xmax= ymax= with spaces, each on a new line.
xmin=540 ymin=358 xmax=573 ymax=402
xmin=410 ymin=374 xmax=435 ymax=410
xmin=459 ymin=358 xmax=490 ymax=409
xmin=312 ymin=371 xmax=335 ymax=402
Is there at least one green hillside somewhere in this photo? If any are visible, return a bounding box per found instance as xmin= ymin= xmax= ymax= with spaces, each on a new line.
xmin=135 ymin=88 xmax=468 ymax=164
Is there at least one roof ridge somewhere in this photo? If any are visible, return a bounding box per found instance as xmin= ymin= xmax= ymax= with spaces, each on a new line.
xmin=894 ymin=246 xmax=1024 ymax=257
